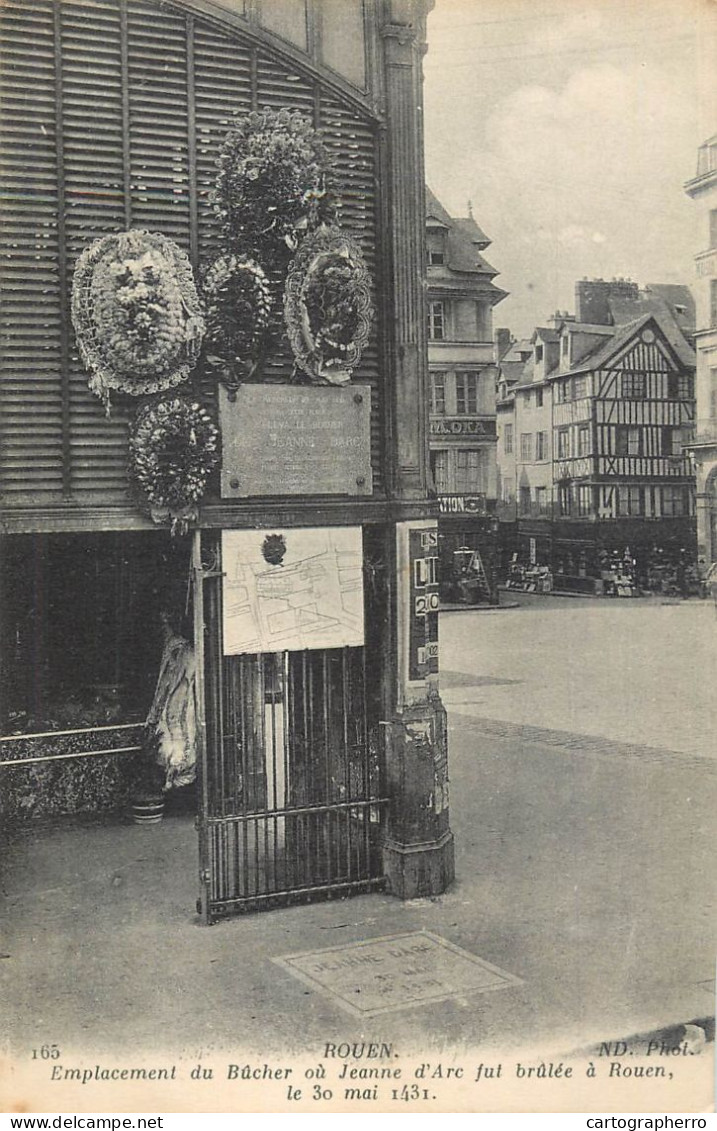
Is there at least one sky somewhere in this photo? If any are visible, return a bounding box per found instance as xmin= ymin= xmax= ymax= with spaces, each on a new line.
xmin=423 ymin=0 xmax=711 ymax=338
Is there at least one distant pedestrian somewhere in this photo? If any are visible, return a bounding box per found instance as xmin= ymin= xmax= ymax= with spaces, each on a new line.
xmin=706 ymin=561 xmax=717 ymax=616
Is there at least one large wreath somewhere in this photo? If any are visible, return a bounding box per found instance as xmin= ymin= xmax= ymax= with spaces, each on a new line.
xmin=71 ymin=230 xmax=205 ymax=411
xmin=129 ymin=398 xmax=219 ymax=535
xmin=202 ymin=255 xmax=273 ymax=388
xmin=213 ymin=108 xmax=337 ymax=264
xmin=284 ymin=226 xmax=373 ymax=385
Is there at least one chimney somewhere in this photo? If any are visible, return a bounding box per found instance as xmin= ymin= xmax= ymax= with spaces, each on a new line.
xmin=575 ymin=278 xmax=639 ymax=325
xmin=495 ymin=328 xmax=513 ymax=360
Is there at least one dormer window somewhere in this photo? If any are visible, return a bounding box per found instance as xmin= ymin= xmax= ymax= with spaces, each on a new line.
xmin=427 ymin=230 xmax=446 ymax=266
xmin=535 ymin=344 xmax=544 ymax=363
xmin=562 ymin=336 xmax=569 ymax=356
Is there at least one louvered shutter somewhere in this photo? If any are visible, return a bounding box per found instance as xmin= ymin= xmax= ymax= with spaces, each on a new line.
xmin=0 ymin=1 xmax=64 ymax=504
xmin=0 ymin=0 xmax=384 ymax=516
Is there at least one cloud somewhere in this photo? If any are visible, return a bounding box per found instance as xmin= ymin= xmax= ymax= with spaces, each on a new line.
xmin=467 ymin=61 xmax=699 ymax=332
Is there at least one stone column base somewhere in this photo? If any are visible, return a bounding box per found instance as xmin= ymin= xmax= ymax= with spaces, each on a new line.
xmin=383 ymin=828 xmax=455 ymax=900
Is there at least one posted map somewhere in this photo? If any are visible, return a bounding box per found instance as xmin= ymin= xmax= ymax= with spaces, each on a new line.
xmin=222 ymin=527 xmax=364 ymax=655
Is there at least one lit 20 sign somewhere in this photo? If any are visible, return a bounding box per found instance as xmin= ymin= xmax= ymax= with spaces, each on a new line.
xmin=409 ymin=527 xmax=439 ymax=681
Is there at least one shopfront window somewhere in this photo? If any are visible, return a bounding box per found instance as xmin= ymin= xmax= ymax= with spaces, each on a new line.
xmin=0 ymin=533 xmax=189 ymax=735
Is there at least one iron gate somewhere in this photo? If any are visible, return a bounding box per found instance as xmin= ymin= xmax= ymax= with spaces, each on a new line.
xmin=195 ymin=536 xmax=388 ymax=921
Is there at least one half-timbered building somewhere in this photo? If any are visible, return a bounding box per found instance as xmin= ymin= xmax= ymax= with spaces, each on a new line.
xmin=496 ymin=297 xmax=697 ymax=589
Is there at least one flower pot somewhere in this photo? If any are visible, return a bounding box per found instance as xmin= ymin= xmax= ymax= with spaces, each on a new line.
xmin=131 ymin=793 xmax=165 ymax=825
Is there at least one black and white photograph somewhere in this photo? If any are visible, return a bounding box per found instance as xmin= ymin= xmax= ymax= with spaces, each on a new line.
xmin=0 ymin=0 xmax=715 ymax=1116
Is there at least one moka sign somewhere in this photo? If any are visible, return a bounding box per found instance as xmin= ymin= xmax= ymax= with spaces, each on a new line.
xmin=429 ymin=418 xmax=496 ymax=439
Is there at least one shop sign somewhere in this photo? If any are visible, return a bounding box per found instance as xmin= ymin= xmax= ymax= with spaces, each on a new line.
xmin=438 ymin=494 xmax=486 ymax=515
xmin=408 ymin=528 xmax=439 ymax=681
xmin=429 ymin=418 xmax=496 ymax=439
xmin=219 ymin=384 xmax=372 ymax=497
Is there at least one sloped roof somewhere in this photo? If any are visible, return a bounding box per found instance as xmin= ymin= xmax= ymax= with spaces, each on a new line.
xmin=425 ymin=186 xmax=453 ymax=229
xmin=532 ymin=326 xmax=560 ymax=344
xmin=425 ymin=186 xmax=496 ymax=275
xmin=562 ymin=312 xmax=696 ymax=375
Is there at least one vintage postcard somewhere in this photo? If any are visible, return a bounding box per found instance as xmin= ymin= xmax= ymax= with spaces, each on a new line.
xmin=0 ymin=0 xmax=714 ymax=1116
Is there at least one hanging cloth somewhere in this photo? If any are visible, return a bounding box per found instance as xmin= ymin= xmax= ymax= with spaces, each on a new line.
xmin=146 ymin=631 xmax=197 ymax=790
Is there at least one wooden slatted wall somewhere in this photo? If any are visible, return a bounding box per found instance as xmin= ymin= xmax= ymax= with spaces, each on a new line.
xmin=0 ymin=0 xmax=384 ymax=513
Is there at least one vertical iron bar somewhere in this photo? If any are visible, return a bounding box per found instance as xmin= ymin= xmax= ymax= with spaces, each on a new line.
xmin=192 ymin=532 xmax=210 ymax=923
xmin=240 ymin=656 xmax=249 ymax=899
xmin=302 ymin=651 xmax=310 ymax=889
xmin=119 ymin=0 xmax=132 ymax=226
xmin=342 ymin=648 xmax=351 ymax=881
xmin=322 ymin=650 xmax=331 ymax=886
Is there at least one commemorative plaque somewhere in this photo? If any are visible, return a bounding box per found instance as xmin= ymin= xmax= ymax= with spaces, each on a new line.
xmin=219 ymin=384 xmax=373 ymax=497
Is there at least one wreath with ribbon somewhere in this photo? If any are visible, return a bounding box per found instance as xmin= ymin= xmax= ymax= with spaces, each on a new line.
xmin=129 ymin=398 xmax=219 ymax=536
xmin=202 ymin=255 xmax=273 ymax=388
xmin=71 ymin=230 xmax=205 ymax=411
xmin=284 ymin=226 xmax=373 ymax=385
xmin=213 ymin=108 xmax=337 ymax=265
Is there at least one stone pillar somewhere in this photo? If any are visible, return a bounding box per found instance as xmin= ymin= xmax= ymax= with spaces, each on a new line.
xmin=379 ymin=0 xmax=454 ymax=900
xmin=381 ymin=0 xmax=432 ymax=501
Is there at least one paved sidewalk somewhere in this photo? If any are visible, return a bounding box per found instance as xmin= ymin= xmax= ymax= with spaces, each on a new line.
xmin=2 ymin=714 xmax=714 ymax=1063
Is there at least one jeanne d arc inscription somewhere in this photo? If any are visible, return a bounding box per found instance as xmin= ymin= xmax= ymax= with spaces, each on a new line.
xmin=219 ymin=384 xmax=373 ymax=497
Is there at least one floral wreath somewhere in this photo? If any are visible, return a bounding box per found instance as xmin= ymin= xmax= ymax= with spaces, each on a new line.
xmin=284 ymin=226 xmax=373 ymax=385
xmin=202 ymin=255 xmax=272 ymax=388
xmin=71 ymin=230 xmax=205 ymax=412
xmin=213 ymin=108 xmax=337 ymax=264
xmin=129 ymin=398 xmax=219 ymax=536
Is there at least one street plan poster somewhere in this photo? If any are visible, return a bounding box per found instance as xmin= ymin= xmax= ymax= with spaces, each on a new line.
xmin=222 ymin=527 xmax=364 ymax=654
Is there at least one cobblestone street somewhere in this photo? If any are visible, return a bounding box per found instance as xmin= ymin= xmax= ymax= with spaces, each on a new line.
xmin=441 ymin=595 xmax=717 ymax=762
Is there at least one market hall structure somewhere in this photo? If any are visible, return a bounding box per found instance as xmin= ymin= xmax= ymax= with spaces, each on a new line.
xmin=0 ymin=0 xmax=454 ymax=922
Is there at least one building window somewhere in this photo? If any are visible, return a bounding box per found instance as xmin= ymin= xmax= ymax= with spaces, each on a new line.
xmin=535 ymin=431 xmax=547 ymax=461
xmin=502 ymin=477 xmax=513 ymax=503
xmin=504 ymin=423 xmax=513 ymax=454
xmin=662 ymin=426 xmax=678 ymax=456
xmin=455 ymin=449 xmax=482 ymax=493
xmin=618 ymin=485 xmax=644 ymax=516
xmin=558 ymin=484 xmax=572 ymax=515
xmin=578 ymin=426 xmax=590 ymax=457
xmin=556 ymin=381 xmax=570 ymax=403
xmin=621 ymin=372 xmax=646 ymax=398
xmin=431 ymin=450 xmax=450 ymax=493
xmin=535 ymin=387 xmax=544 ymax=408
xmin=557 ymin=429 xmax=570 ymax=459
xmin=667 ymin=372 xmax=693 ymax=399
xmin=562 ymin=335 xmax=570 ymax=357
xmin=662 ymin=485 xmax=686 ymax=516
xmin=433 ymin=449 xmax=483 ymax=494
xmin=535 ymin=486 xmax=548 ymax=514
xmin=519 ymin=485 xmax=531 ymax=514
xmin=711 ymin=280 xmax=717 ymax=329
xmin=520 ymin=432 xmax=533 ymax=461
xmin=523 ymin=390 xmax=531 ymax=407
xmin=428 ymin=249 xmax=445 ymax=265
xmin=711 ymin=370 xmax=717 ymax=418
xmin=430 ymin=371 xmax=446 ymax=415
xmin=710 ymin=209 xmax=717 ymax=250
xmin=427 ymin=301 xmax=445 ymax=340
xmin=535 ymin=344 xmax=543 ymax=362
xmin=577 ymin=485 xmax=592 ymax=516
xmin=616 ymin=426 xmax=641 ymax=457
xmin=456 ymin=371 xmax=479 ymax=415
xmin=573 ymin=376 xmax=587 ymax=399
